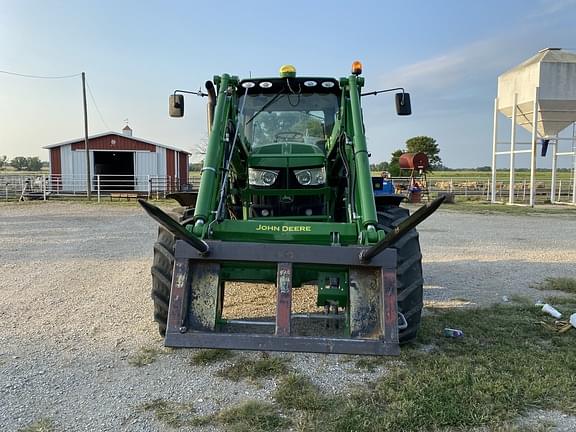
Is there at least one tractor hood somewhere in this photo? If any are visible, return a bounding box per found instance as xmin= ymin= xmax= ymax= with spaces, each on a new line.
xmin=249 ymin=142 xmax=325 ymax=168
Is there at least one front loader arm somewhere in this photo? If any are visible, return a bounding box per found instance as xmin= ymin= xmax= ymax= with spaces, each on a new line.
xmin=193 ymin=74 xmax=237 ymax=232
xmin=347 ymin=75 xmax=378 ymax=238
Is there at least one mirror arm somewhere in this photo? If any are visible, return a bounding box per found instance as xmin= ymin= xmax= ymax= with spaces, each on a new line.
xmin=361 ymin=87 xmax=405 ymax=97
xmin=174 ymin=89 xmax=208 ymax=97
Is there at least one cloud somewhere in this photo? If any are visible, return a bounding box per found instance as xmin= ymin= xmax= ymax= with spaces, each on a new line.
xmin=533 ymin=0 xmax=576 ymax=16
xmin=380 ymin=1 xmax=576 ymax=94
xmin=378 ymin=36 xmax=528 ymax=93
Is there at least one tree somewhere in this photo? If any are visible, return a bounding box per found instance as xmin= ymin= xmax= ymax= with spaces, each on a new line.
xmin=405 ymin=136 xmax=442 ymax=170
xmin=370 ymin=161 xmax=389 ymax=172
xmin=27 ymin=157 xmax=43 ymax=171
xmin=0 ymin=155 xmax=7 ymax=170
xmin=388 ymin=149 xmax=405 ymax=177
xmin=10 ymin=156 xmax=28 ymax=171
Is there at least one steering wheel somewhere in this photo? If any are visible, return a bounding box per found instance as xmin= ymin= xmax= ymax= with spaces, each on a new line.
xmin=274 ymin=131 xmax=304 ymax=142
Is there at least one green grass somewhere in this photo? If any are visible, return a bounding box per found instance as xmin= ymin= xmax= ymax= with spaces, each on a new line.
xmin=275 ymin=374 xmax=328 ymax=412
xmin=137 ymin=399 xmax=197 ymax=428
xmin=428 ymin=170 xmax=574 ymax=182
xmin=534 ymin=277 xmax=576 ymax=294
xmin=340 ymin=353 xmax=387 ymax=371
xmin=127 ymin=346 xmax=163 ymax=367
xmin=17 ymin=419 xmax=55 ymax=432
xmin=190 ymin=348 xmax=235 ymax=365
xmin=135 ymin=299 xmax=576 ymax=430
xmin=0 ymin=167 xmax=49 ymax=175
xmin=137 ymin=399 xmax=287 ymax=431
xmin=133 ymin=296 xmax=576 ymax=431
xmin=269 ymin=300 xmax=576 ymax=432
xmin=217 ymin=400 xmax=289 ymax=432
xmin=216 ymin=354 xmax=290 ymax=382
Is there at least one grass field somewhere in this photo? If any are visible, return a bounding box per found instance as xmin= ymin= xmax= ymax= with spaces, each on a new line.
xmin=2 ymin=167 xmax=571 ymax=183
xmin=426 ymin=170 xmax=574 ymax=182
xmin=188 ymin=169 xmax=574 ymax=182
xmin=0 ymin=167 xmax=49 ymax=175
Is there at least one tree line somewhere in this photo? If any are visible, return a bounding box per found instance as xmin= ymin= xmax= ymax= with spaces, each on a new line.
xmin=369 ymin=136 xmax=443 ymax=176
xmin=0 ymin=155 xmax=46 ymax=171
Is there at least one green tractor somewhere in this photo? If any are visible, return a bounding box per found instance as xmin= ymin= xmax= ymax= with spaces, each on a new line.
xmin=140 ymin=62 xmax=444 ymax=355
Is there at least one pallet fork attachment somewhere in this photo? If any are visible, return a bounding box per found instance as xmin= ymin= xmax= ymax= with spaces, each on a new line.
xmin=139 ymin=197 xmax=445 ymax=356
xmin=166 ymin=240 xmax=399 ymax=355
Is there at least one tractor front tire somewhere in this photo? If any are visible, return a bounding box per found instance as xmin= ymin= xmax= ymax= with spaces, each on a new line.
xmin=377 ymin=206 xmax=424 ymax=343
xmin=150 ymin=207 xmax=190 ymax=336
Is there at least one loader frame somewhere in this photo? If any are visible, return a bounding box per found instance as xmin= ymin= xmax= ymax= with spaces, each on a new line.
xmin=165 ymin=240 xmax=399 ymax=355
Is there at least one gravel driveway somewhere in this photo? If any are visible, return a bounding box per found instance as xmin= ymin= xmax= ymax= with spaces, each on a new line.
xmin=1 ymin=201 xmax=575 ymax=431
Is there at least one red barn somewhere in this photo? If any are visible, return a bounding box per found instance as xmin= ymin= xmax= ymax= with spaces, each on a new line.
xmin=43 ymin=126 xmax=190 ymax=192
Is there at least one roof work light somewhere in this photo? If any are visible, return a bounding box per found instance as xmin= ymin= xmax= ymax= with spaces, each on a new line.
xmin=279 ymin=64 xmax=296 ymax=78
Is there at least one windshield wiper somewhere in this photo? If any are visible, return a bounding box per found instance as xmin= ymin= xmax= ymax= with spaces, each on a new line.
xmin=246 ymin=93 xmax=286 ymax=124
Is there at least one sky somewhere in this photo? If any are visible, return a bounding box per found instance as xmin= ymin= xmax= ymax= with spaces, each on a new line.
xmin=1 ymin=0 xmax=576 ymax=168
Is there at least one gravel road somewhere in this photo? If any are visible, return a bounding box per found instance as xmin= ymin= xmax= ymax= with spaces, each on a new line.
xmin=1 ymin=201 xmax=575 ymax=431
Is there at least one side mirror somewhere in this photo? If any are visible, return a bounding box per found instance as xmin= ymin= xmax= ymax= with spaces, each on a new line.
xmin=169 ymin=94 xmax=184 ymax=118
xmin=395 ymin=92 xmax=412 ymax=116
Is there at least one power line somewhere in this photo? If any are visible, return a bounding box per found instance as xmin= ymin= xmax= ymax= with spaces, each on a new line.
xmin=86 ymin=80 xmax=110 ymax=130
xmin=1 ymin=69 xmax=112 ymax=131
xmin=0 ymin=70 xmax=81 ymax=79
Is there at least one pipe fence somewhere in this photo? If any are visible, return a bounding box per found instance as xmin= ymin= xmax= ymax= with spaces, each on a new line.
xmin=1 ymin=173 xmax=573 ymax=204
xmin=1 ymin=174 xmax=200 ymax=202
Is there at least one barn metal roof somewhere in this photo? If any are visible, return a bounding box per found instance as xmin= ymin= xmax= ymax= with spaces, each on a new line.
xmin=43 ymin=131 xmax=191 ymax=155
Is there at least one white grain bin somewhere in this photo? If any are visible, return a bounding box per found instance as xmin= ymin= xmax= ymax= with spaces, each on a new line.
xmin=497 ymin=48 xmax=576 ymax=138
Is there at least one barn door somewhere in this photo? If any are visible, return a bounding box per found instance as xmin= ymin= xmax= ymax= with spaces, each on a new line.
xmin=134 ymin=152 xmax=157 ymax=192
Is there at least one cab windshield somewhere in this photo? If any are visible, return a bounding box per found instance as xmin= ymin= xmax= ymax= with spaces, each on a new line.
xmin=239 ymin=92 xmax=339 ymax=148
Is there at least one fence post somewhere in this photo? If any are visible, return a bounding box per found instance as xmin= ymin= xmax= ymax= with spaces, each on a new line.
xmin=97 ymin=175 xmax=101 ymax=203
xmin=43 ymin=175 xmax=47 ymax=201
xmin=147 ymin=175 xmax=151 ymax=199
xmin=155 ymin=176 xmax=160 ymax=200
xmin=558 ymin=181 xmax=562 ymax=201
xmin=522 ymin=180 xmax=526 ymax=201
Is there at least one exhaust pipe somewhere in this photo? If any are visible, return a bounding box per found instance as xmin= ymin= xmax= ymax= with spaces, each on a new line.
xmin=205 ymin=80 xmax=216 ymax=134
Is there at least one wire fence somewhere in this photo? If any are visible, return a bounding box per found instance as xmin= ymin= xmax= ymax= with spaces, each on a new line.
xmin=1 ymin=173 xmax=574 ymax=204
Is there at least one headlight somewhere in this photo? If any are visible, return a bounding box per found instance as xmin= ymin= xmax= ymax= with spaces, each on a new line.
xmin=248 ymin=168 xmax=279 ymax=186
xmin=294 ymin=167 xmax=325 ymax=186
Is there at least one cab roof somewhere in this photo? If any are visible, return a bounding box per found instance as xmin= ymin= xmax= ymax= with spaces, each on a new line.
xmin=237 ymin=77 xmax=340 ymax=95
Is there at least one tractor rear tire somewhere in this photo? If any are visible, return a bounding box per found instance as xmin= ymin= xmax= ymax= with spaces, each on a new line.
xmin=376 ymin=206 xmax=424 ymax=343
xmin=150 ymin=207 xmax=191 ymax=336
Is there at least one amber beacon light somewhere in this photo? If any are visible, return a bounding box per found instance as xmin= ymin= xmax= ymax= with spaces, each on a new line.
xmin=351 ymin=60 xmax=363 ymax=75
xmin=279 ymin=64 xmax=297 ymax=78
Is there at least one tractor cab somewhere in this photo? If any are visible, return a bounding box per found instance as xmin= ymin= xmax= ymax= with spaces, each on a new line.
xmin=237 ymin=70 xmax=341 ymax=220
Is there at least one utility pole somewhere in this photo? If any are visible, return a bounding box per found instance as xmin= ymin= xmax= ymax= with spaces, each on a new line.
xmin=82 ymin=72 xmax=91 ymax=199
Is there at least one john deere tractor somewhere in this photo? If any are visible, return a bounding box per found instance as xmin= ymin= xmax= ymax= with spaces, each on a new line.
xmin=140 ymin=62 xmax=443 ymax=355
